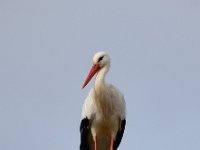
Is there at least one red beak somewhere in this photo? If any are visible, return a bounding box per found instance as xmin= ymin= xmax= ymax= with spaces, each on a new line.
xmin=82 ymin=64 xmax=100 ymax=89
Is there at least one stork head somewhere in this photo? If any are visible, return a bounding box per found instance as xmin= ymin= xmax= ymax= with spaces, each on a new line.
xmin=82 ymin=51 xmax=110 ymax=89
xmin=93 ymin=51 xmax=110 ymax=68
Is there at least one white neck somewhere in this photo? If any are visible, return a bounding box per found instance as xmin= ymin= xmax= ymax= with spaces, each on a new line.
xmin=94 ymin=64 xmax=110 ymax=93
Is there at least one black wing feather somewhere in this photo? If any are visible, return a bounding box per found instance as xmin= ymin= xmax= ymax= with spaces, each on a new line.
xmin=80 ymin=118 xmax=90 ymax=150
xmin=113 ymin=119 xmax=126 ymax=150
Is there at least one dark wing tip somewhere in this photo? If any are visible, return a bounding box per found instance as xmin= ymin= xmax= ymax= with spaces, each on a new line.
xmin=113 ymin=119 xmax=126 ymax=150
xmin=80 ymin=117 xmax=90 ymax=150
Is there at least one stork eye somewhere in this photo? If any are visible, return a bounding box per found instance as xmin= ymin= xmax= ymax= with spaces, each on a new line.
xmin=98 ymin=56 xmax=104 ymax=62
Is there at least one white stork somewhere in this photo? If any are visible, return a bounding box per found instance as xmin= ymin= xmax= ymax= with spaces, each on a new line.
xmin=80 ymin=51 xmax=126 ymax=150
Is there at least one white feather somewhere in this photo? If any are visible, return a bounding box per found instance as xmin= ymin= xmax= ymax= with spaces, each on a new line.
xmin=80 ymin=51 xmax=126 ymax=149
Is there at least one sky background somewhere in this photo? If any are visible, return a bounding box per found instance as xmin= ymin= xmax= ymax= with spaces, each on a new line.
xmin=0 ymin=0 xmax=200 ymax=150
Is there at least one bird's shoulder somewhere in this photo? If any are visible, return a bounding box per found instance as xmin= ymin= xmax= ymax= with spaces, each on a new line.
xmin=81 ymin=88 xmax=96 ymax=119
xmin=107 ymin=84 xmax=124 ymax=101
xmin=107 ymin=84 xmax=126 ymax=119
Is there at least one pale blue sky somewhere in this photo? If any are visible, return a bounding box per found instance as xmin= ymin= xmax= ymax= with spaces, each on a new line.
xmin=0 ymin=0 xmax=200 ymax=150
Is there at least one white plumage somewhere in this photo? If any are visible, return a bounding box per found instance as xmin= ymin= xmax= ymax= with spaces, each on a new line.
xmin=80 ymin=51 xmax=126 ymax=150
